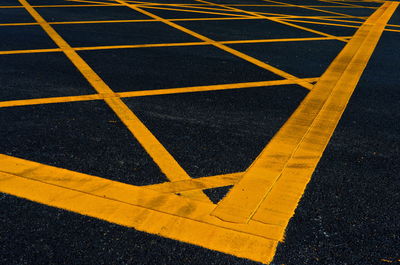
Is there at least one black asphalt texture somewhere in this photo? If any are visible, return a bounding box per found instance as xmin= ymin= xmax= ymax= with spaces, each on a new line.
xmin=1 ymin=0 xmax=399 ymax=265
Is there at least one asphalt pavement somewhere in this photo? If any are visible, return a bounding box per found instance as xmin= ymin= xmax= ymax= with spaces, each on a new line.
xmin=1 ymin=0 xmax=399 ymax=264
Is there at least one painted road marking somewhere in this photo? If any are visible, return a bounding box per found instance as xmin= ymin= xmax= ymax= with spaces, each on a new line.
xmin=1 ymin=0 xmax=399 ymax=264
xmin=196 ymin=0 xmax=351 ymax=42
xmin=0 ymin=78 xmax=319 ymax=108
xmin=212 ymin=1 xmax=399 ymax=224
xmin=112 ymin=0 xmax=315 ymax=89
xmin=0 ymin=154 xmax=284 ymax=263
xmin=17 ymin=0 xmax=211 ymax=202
xmin=0 ymin=36 xmax=350 ymax=55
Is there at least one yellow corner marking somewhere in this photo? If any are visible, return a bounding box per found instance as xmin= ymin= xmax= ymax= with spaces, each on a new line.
xmin=0 ymin=171 xmax=278 ymax=264
xmin=112 ymin=0 xmax=314 ymax=90
xmin=0 ymin=154 xmax=285 ymax=264
xmin=211 ymin=1 xmax=398 ymax=223
xmin=0 ymin=78 xmax=319 ymax=109
xmin=18 ymin=0 xmax=211 ymax=202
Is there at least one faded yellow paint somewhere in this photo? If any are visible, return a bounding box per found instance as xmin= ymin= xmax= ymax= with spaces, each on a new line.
xmin=212 ymin=1 xmax=398 ymax=223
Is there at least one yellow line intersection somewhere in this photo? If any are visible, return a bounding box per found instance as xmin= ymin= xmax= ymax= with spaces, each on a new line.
xmin=0 ymin=0 xmax=399 ymax=264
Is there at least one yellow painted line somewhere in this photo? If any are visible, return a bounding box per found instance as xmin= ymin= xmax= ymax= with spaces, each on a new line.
xmin=268 ymin=15 xmax=365 ymax=19
xmin=251 ymin=1 xmax=400 ymax=226
xmin=0 ymin=171 xmax=279 ymax=264
xmin=52 ymin=16 xmax=257 ymax=24
xmin=145 ymin=172 xmax=243 ymax=193
xmin=385 ymin=23 xmax=400 ymax=28
xmin=319 ymin=0 xmax=377 ymax=9
xmin=50 ymin=17 xmax=259 ymax=25
xmin=74 ymin=41 xmax=208 ymax=50
xmin=0 ymin=22 xmax=38 ymax=26
xmin=0 ymin=48 xmax=62 ymax=55
xmin=385 ymin=28 xmax=400 ymax=33
xmin=223 ymin=36 xmax=351 ymax=44
xmin=35 ymin=4 xmax=121 ymax=7
xmin=0 ymin=155 xmax=285 ymax=257
xmin=211 ymin=1 xmax=398 ymax=223
xmin=167 ymin=4 xmax=240 ymax=12
xmin=117 ymin=78 xmax=318 ymax=95
xmin=0 ymin=17 xmax=261 ymax=27
xmin=295 ymin=17 xmax=365 ymax=24
xmin=0 ymin=4 xmax=120 ymax=8
xmin=171 ymin=16 xmax=258 ymax=21
xmin=0 ymin=78 xmax=319 ymax=108
xmin=134 ymin=2 xmax=243 ymax=13
xmin=0 ymin=94 xmax=100 ymax=108
xmin=196 ymin=0 xmax=349 ymax=42
xmin=51 ymin=19 xmax=156 ymax=24
xmin=280 ymin=18 xmax=360 ymax=29
xmin=267 ymin=17 xmax=350 ymax=42
xmin=18 ymin=0 xmax=210 ymax=202
xmin=140 ymin=5 xmax=252 ymax=17
xmin=0 ymin=36 xmax=343 ymax=55
xmin=67 ymin=0 xmax=120 ymax=5
xmin=112 ymin=0 xmax=314 ymax=90
xmin=261 ymin=0 xmax=367 ymax=19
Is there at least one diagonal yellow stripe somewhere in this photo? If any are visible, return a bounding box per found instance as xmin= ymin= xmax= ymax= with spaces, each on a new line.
xmin=112 ymin=0 xmax=314 ymax=90
xmin=211 ymin=1 xmax=399 ymax=223
xmin=18 ymin=0 xmax=211 ymax=202
xmin=0 ymin=78 xmax=319 ymax=109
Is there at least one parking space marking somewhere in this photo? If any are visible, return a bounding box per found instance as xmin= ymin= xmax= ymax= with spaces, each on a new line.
xmin=2 ymin=0 xmax=398 ymax=263
xmin=113 ymin=0 xmax=315 ymax=89
xmin=18 ymin=0 xmax=211 ymax=202
xmin=212 ymin=1 xmax=398 ymax=223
